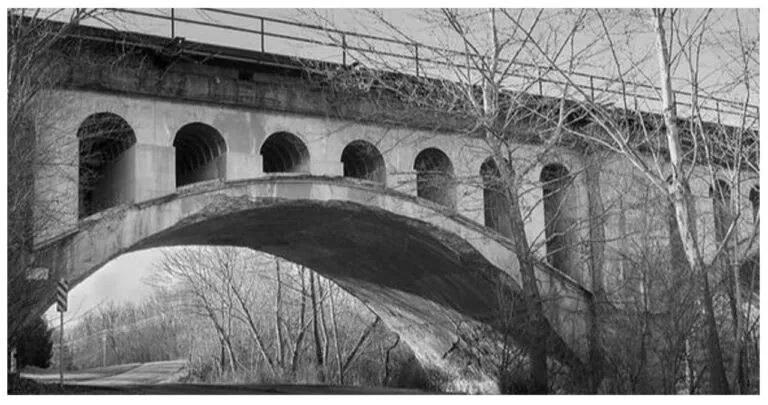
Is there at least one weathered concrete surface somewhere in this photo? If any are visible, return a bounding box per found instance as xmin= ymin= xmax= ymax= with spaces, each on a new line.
xmin=37 ymin=88 xmax=593 ymax=288
xmin=596 ymin=153 xmax=760 ymax=301
xmin=34 ymin=176 xmax=591 ymax=392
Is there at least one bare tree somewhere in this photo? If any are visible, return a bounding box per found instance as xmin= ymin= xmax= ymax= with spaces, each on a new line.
xmin=152 ymin=246 xmax=400 ymax=385
xmin=306 ymin=7 xmax=757 ymax=393
xmin=499 ymin=8 xmax=758 ymax=393
xmin=7 ymin=7 xmax=114 ymax=366
xmin=307 ymin=8 xmax=606 ymax=392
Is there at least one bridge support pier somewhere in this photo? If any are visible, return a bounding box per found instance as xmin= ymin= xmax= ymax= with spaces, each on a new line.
xmin=134 ymin=144 xmax=176 ymax=203
xmin=226 ymin=152 xmax=263 ymax=181
xmin=392 ymin=172 xmax=417 ymax=195
xmin=310 ymin=160 xmax=344 ymax=177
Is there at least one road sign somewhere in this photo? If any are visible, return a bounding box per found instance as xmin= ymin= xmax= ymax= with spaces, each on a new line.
xmin=56 ymin=278 xmax=69 ymax=313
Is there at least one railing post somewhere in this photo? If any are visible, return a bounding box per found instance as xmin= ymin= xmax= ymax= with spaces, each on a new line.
xmin=260 ymin=18 xmax=265 ymax=52
xmin=342 ymin=33 xmax=347 ymax=66
xmin=414 ymin=43 xmax=420 ymax=77
xmin=634 ymin=91 xmax=638 ymax=112
xmin=538 ymin=67 xmax=543 ymax=96
xmin=716 ymin=101 xmax=721 ymax=125
xmin=170 ymin=8 xmax=175 ymax=38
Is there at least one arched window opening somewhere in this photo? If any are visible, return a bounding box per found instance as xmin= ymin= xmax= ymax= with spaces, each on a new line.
xmin=480 ymin=157 xmax=512 ymax=237
xmin=261 ymin=132 xmax=310 ymax=174
xmin=174 ymin=123 xmax=227 ymax=187
xmin=78 ymin=112 xmax=137 ymax=218
xmin=749 ymin=186 xmax=759 ymax=223
xmin=739 ymin=255 xmax=759 ymax=296
xmin=709 ymin=179 xmax=732 ymax=242
xmin=341 ymin=140 xmax=386 ymax=184
xmin=540 ymin=163 xmax=573 ymax=272
xmin=414 ymin=148 xmax=456 ymax=209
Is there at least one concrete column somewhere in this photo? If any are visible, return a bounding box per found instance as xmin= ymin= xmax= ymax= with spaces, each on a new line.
xmin=310 ymin=160 xmax=344 ymax=177
xmin=133 ymin=144 xmax=175 ymax=203
xmin=697 ymin=197 xmax=718 ymax=264
xmin=226 ymin=152 xmax=262 ymax=181
xmin=457 ymin=182 xmax=484 ymax=224
xmin=521 ymin=184 xmax=545 ymax=253
xmin=584 ymin=154 xmax=606 ymax=296
xmin=34 ymin=121 xmax=78 ymax=246
xmin=96 ymin=145 xmax=137 ymax=208
xmin=391 ymin=172 xmax=417 ymax=195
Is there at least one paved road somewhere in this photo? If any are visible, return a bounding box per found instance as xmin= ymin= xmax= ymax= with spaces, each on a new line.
xmin=71 ymin=360 xmax=188 ymax=386
xmin=22 ymin=360 xmax=186 ymax=386
xmin=22 ymin=360 xmax=431 ymax=394
xmin=94 ymin=383 xmax=431 ymax=395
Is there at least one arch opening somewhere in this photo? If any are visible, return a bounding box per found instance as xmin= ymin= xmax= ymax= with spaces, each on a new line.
xmin=174 ymin=123 xmax=227 ymax=187
xmin=739 ymin=254 xmax=759 ymax=296
xmin=78 ymin=112 xmax=137 ymax=218
xmin=480 ymin=157 xmax=512 ymax=237
xmin=261 ymin=132 xmax=310 ymax=174
xmin=341 ymin=140 xmax=386 ymax=184
xmin=709 ymin=179 xmax=732 ymax=242
xmin=540 ymin=163 xmax=574 ymax=273
xmin=749 ymin=185 xmax=759 ymax=222
xmin=414 ymin=148 xmax=456 ymax=209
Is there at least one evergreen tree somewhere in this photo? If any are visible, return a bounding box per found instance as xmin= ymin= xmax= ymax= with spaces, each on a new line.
xmin=14 ymin=316 xmax=54 ymax=369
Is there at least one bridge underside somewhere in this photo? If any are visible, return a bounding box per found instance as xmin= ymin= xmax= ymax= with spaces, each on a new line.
xmin=34 ymin=178 xmax=588 ymax=391
xmin=137 ymin=202 xmax=584 ymax=388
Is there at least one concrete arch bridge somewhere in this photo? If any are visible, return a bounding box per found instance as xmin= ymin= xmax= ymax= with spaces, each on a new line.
xmin=32 ymin=175 xmax=592 ymax=390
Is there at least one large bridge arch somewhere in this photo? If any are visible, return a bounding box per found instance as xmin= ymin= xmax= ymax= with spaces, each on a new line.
xmin=34 ymin=176 xmax=590 ymax=388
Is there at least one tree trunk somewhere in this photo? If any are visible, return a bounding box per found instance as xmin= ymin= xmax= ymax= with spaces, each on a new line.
xmin=480 ymin=10 xmax=550 ymax=391
xmin=229 ymin=282 xmax=276 ymax=375
xmin=487 ymin=134 xmax=550 ymax=393
xmin=274 ymin=259 xmax=284 ymax=368
xmin=651 ymin=8 xmax=729 ymax=394
xmin=328 ymin=284 xmax=344 ymax=384
xmin=383 ymin=334 xmax=400 ymax=386
xmin=319 ymin=280 xmax=331 ymax=361
xmin=310 ymin=272 xmax=325 ymax=380
xmin=291 ymin=267 xmax=310 ymax=375
xmin=729 ymin=253 xmax=746 ymax=394
xmin=342 ymin=316 xmax=382 ymax=375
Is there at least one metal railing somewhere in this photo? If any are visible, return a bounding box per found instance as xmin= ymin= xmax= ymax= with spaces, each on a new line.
xmin=106 ymin=8 xmax=758 ymax=127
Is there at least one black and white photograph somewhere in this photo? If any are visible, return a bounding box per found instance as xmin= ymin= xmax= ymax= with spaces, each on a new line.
xmin=5 ymin=5 xmax=760 ymax=395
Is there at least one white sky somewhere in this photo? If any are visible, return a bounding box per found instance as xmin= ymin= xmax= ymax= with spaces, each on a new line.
xmin=44 ymin=249 xmax=164 ymax=327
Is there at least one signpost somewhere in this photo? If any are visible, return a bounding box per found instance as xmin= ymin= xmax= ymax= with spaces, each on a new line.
xmin=56 ymin=278 xmax=68 ymax=389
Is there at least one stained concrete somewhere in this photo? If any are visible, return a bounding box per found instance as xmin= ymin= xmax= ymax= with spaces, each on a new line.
xmin=34 ymin=176 xmax=591 ymax=392
xmin=37 ymin=89 xmax=593 ymax=284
